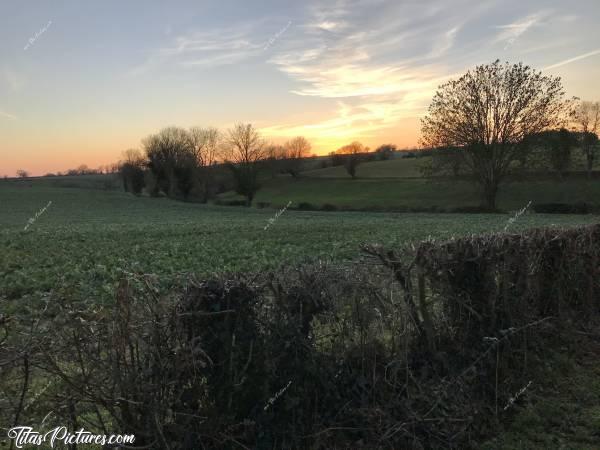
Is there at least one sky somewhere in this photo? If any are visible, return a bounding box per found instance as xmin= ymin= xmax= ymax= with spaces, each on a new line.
xmin=1 ymin=0 xmax=600 ymax=176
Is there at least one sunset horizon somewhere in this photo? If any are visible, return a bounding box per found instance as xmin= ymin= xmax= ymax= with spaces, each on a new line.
xmin=2 ymin=0 xmax=600 ymax=176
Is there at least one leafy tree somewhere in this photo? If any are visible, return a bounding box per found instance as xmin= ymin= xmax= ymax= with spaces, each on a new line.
xmin=421 ymin=60 xmax=571 ymax=210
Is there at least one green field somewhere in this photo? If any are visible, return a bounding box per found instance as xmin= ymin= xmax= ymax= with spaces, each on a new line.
xmin=303 ymin=156 xmax=426 ymax=178
xmin=215 ymin=156 xmax=600 ymax=211
xmin=231 ymin=176 xmax=600 ymax=211
xmin=1 ymin=182 xmax=598 ymax=309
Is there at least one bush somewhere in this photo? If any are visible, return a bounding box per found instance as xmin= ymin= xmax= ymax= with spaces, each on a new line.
xmin=214 ymin=199 xmax=248 ymax=207
xmin=321 ymin=203 xmax=338 ymax=211
xmin=532 ymin=202 xmax=591 ymax=214
xmin=450 ymin=205 xmax=504 ymax=214
xmin=296 ymin=202 xmax=316 ymax=210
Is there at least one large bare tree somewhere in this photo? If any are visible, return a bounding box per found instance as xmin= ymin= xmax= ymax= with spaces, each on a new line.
xmin=143 ymin=127 xmax=196 ymax=198
xmin=188 ymin=127 xmax=222 ymax=201
xmin=224 ymin=123 xmax=266 ymax=205
xmin=572 ymin=100 xmax=600 ymax=178
xmin=225 ymin=123 xmax=265 ymax=165
xmin=188 ymin=126 xmax=221 ymax=167
xmin=421 ymin=60 xmax=571 ymax=209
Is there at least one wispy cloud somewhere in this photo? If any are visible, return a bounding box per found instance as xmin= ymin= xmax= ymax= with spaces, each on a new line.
xmin=544 ymin=48 xmax=600 ymax=71
xmin=428 ymin=26 xmax=461 ymax=58
xmin=1 ymin=68 xmax=25 ymax=92
xmin=493 ymin=12 xmax=547 ymax=49
xmin=129 ymin=20 xmax=292 ymax=75
xmin=0 ymin=109 xmax=17 ymax=120
xmin=261 ymin=0 xmax=479 ymax=146
xmin=122 ymin=0 xmax=599 ymax=151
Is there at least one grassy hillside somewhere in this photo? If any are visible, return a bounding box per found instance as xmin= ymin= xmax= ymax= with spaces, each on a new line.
xmin=228 ymin=176 xmax=600 ymax=211
xmin=4 ymin=173 xmax=122 ymax=190
xmin=213 ymin=156 xmax=600 ymax=211
xmin=304 ymin=156 xmax=427 ymax=178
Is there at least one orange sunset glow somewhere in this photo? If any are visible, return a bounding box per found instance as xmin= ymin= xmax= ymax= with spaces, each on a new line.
xmin=1 ymin=1 xmax=599 ymax=176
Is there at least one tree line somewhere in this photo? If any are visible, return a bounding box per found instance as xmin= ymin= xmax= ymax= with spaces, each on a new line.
xmin=119 ymin=124 xmax=400 ymax=204
xmin=119 ymin=124 xmax=314 ymax=205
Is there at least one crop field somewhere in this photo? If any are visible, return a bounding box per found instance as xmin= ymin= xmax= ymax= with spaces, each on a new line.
xmin=221 ymin=176 xmax=600 ymax=211
xmin=1 ymin=182 xmax=599 ymax=310
xmin=215 ymin=156 xmax=600 ymax=211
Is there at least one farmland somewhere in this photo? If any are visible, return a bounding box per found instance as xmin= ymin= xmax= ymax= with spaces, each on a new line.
xmin=217 ymin=156 xmax=600 ymax=211
xmin=2 ymin=176 xmax=600 ymax=449
xmin=1 ymin=180 xmax=599 ymax=308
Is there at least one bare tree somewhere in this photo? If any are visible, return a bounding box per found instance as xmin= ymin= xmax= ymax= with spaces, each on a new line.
xmin=572 ymin=100 xmax=600 ymax=178
xmin=16 ymin=169 xmax=29 ymax=178
xmin=282 ymin=136 xmax=311 ymax=177
xmin=336 ymin=141 xmax=368 ymax=178
xmin=225 ymin=123 xmax=265 ymax=164
xmin=120 ymin=149 xmax=146 ymax=194
xmin=263 ymin=143 xmax=286 ymax=178
xmin=143 ymin=127 xmax=196 ymax=198
xmin=224 ymin=123 xmax=266 ymax=205
xmin=188 ymin=126 xmax=221 ymax=167
xmin=284 ymin=136 xmax=311 ymax=160
xmin=421 ymin=60 xmax=571 ymax=210
xmin=188 ymin=127 xmax=222 ymax=201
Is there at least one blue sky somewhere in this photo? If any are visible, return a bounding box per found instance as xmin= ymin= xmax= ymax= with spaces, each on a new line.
xmin=1 ymin=0 xmax=599 ymax=175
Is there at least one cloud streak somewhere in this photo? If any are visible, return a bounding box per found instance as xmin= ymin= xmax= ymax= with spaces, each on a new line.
xmin=544 ymin=48 xmax=600 ymax=70
xmin=260 ymin=0 xmax=481 ymax=147
xmin=0 ymin=109 xmax=17 ymax=120
xmin=129 ymin=20 xmax=292 ymax=75
xmin=493 ymin=12 xmax=545 ymax=47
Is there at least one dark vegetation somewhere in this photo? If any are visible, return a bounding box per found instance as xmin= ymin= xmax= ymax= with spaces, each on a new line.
xmin=421 ymin=60 xmax=573 ymax=210
xmin=2 ymin=222 xmax=599 ymax=449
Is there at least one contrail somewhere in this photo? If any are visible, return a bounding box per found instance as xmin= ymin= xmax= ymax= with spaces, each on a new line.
xmin=544 ymin=49 xmax=600 ymax=70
